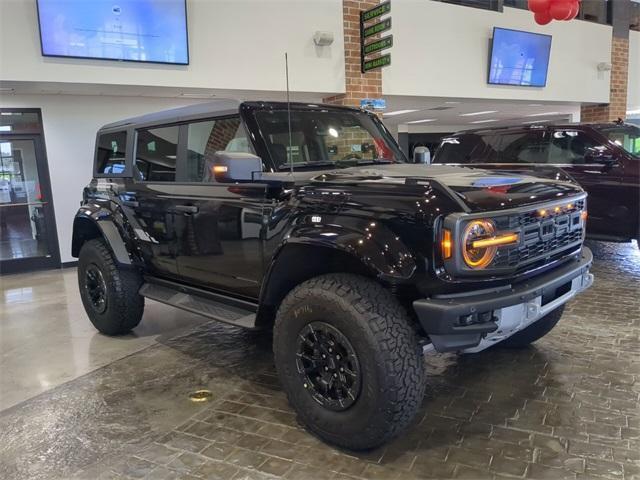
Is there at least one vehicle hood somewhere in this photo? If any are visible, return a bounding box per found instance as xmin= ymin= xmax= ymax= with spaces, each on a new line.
xmin=308 ymin=164 xmax=585 ymax=213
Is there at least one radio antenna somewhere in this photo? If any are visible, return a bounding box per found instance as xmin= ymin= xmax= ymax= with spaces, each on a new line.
xmin=285 ymin=52 xmax=293 ymax=176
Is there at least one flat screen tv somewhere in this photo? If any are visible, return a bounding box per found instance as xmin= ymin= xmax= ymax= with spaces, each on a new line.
xmin=488 ymin=27 xmax=551 ymax=87
xmin=36 ymin=0 xmax=189 ymax=65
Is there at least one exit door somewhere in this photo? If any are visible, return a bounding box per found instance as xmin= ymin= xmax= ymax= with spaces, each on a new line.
xmin=0 ymin=134 xmax=60 ymax=274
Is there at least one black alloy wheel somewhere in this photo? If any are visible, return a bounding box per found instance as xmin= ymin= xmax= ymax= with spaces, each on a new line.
xmin=296 ymin=321 xmax=361 ymax=411
xmin=84 ymin=264 xmax=108 ymax=314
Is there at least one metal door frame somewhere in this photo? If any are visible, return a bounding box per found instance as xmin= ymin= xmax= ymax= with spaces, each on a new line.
xmin=0 ymin=109 xmax=61 ymax=274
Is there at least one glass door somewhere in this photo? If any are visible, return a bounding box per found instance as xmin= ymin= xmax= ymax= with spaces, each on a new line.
xmin=0 ymin=135 xmax=60 ymax=273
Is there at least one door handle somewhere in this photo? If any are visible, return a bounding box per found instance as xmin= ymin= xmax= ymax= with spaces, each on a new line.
xmin=122 ymin=200 xmax=139 ymax=208
xmin=174 ymin=205 xmax=199 ymax=214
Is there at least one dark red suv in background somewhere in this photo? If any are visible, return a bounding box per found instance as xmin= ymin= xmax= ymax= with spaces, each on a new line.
xmin=433 ymin=122 xmax=640 ymax=246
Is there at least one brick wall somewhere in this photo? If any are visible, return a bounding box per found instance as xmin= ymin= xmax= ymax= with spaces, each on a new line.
xmin=581 ymin=37 xmax=629 ymax=122
xmin=323 ymin=0 xmax=383 ymax=107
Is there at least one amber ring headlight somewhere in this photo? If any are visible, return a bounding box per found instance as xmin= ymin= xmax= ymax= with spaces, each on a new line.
xmin=462 ymin=219 xmax=497 ymax=269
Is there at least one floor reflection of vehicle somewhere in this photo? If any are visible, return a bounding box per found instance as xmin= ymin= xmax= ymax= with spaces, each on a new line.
xmin=433 ymin=122 xmax=640 ymax=245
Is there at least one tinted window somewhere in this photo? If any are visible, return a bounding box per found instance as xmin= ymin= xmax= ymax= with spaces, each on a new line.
xmin=498 ymin=131 xmax=550 ymax=163
xmin=436 ymin=134 xmax=487 ymax=163
xmin=96 ymin=131 xmax=127 ymax=175
xmin=548 ymin=130 xmax=602 ymax=164
xmin=596 ymin=125 xmax=640 ymax=157
xmin=135 ymin=126 xmax=179 ymax=181
xmin=186 ymin=117 xmax=251 ymax=182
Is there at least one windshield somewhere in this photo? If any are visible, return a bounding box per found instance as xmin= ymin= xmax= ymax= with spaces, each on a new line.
xmin=597 ymin=125 xmax=640 ymax=157
xmin=254 ymin=109 xmax=405 ymax=170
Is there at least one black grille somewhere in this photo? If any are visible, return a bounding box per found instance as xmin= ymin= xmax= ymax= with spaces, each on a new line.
xmin=492 ymin=199 xmax=585 ymax=269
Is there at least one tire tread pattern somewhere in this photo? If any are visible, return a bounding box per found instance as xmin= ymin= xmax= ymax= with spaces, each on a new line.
xmin=274 ymin=274 xmax=426 ymax=450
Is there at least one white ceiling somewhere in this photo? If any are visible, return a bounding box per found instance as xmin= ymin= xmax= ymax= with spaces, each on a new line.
xmin=380 ymin=95 xmax=580 ymax=132
xmin=0 ymin=81 xmax=587 ymax=133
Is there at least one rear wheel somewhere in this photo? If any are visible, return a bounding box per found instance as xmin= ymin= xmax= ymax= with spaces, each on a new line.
xmin=497 ymin=305 xmax=565 ymax=349
xmin=273 ymin=274 xmax=426 ymax=451
xmin=78 ymin=238 xmax=144 ymax=335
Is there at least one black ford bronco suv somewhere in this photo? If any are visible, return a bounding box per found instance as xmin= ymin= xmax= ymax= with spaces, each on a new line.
xmin=72 ymin=100 xmax=593 ymax=450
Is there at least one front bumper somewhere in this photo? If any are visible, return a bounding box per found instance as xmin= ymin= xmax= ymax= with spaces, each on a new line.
xmin=413 ymin=247 xmax=593 ymax=353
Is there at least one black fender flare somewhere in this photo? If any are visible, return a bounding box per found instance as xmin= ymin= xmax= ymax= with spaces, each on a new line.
xmin=259 ymin=217 xmax=417 ymax=307
xmin=72 ymin=207 xmax=133 ymax=265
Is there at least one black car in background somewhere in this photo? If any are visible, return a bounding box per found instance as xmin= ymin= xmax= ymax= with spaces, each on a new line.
xmin=433 ymin=122 xmax=640 ymax=245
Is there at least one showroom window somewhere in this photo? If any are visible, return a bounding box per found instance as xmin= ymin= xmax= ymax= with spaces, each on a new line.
xmin=96 ymin=131 xmax=127 ymax=175
xmin=185 ymin=116 xmax=251 ymax=182
xmin=432 ymin=0 xmax=500 ymax=12
xmin=135 ymin=125 xmax=179 ymax=182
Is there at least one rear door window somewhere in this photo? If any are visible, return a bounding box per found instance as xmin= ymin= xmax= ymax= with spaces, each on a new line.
xmin=436 ymin=134 xmax=487 ymax=163
xmin=96 ymin=131 xmax=127 ymax=175
xmin=135 ymin=126 xmax=180 ymax=182
xmin=548 ymin=130 xmax=602 ymax=164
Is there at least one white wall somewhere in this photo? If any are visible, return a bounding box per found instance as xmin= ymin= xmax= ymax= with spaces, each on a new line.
xmin=0 ymin=0 xmax=345 ymax=95
xmin=384 ymin=2 xmax=612 ymax=104
xmin=629 ymin=30 xmax=640 ymax=114
xmin=1 ymin=94 xmax=212 ymax=263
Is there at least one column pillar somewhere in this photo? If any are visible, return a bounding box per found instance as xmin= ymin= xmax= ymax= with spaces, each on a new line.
xmin=581 ymin=0 xmax=631 ymax=122
xmin=323 ymin=0 xmax=383 ymax=107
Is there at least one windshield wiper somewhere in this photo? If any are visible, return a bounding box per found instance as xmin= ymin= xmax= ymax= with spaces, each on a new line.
xmin=277 ymin=161 xmax=340 ymax=170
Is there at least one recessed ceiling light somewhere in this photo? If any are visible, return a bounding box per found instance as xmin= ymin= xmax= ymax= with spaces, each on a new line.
xmin=384 ymin=109 xmax=418 ymax=117
xmin=527 ymin=112 xmax=561 ymax=117
xmin=460 ymin=110 xmax=498 ymax=117
xmin=180 ymin=92 xmax=216 ymax=98
xmin=523 ymin=119 xmax=551 ymax=124
xmin=407 ymin=118 xmax=437 ymax=124
xmin=470 ymin=119 xmax=498 ymax=124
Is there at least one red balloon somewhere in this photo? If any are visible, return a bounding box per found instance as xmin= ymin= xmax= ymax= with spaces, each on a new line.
xmin=528 ymin=0 xmax=550 ymax=14
xmin=549 ymin=0 xmax=573 ymax=20
xmin=565 ymin=1 xmax=580 ymax=20
xmin=534 ymin=10 xmax=553 ymax=25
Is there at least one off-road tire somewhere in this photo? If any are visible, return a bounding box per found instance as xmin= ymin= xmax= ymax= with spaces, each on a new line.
xmin=497 ymin=305 xmax=565 ymax=348
xmin=273 ymin=274 xmax=426 ymax=451
xmin=78 ymin=238 xmax=144 ymax=335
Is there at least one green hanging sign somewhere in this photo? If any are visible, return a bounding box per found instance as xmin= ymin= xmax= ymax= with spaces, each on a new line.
xmin=363 ymin=54 xmax=391 ymax=72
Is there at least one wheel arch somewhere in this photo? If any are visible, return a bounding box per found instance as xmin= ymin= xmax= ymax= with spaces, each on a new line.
xmin=256 ymin=221 xmax=417 ymax=327
xmin=72 ymin=211 xmax=133 ymax=265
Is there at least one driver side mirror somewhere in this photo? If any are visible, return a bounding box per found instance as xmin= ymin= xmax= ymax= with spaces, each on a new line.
xmin=414 ymin=146 xmax=431 ymax=164
xmin=209 ymin=152 xmax=263 ymax=182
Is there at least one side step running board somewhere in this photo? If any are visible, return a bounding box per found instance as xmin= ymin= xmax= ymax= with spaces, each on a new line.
xmin=139 ymin=282 xmax=258 ymax=329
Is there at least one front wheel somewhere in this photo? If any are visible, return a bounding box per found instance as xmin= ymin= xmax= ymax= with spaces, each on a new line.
xmin=273 ymin=274 xmax=426 ymax=451
xmin=78 ymin=238 xmax=144 ymax=335
xmin=496 ymin=305 xmax=565 ymax=349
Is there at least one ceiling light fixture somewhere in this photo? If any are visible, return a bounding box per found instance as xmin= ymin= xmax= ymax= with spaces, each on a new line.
xmin=460 ymin=110 xmax=498 ymax=117
xmin=179 ymin=92 xmax=216 ymax=98
xmin=523 ymin=119 xmax=551 ymax=124
xmin=407 ymin=118 xmax=437 ymax=124
xmin=527 ymin=112 xmax=561 ymax=117
xmin=470 ymin=119 xmax=498 ymax=124
xmin=384 ymin=109 xmax=418 ymax=117
xmin=445 ymin=101 xmax=461 ymax=104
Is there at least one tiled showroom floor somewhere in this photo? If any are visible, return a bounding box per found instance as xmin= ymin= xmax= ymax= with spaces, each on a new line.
xmin=1 ymin=240 xmax=639 ymax=480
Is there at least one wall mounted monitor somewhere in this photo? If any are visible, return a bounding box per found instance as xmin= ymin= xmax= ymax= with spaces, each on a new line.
xmin=488 ymin=27 xmax=551 ymax=87
xmin=36 ymin=0 xmax=189 ymax=65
